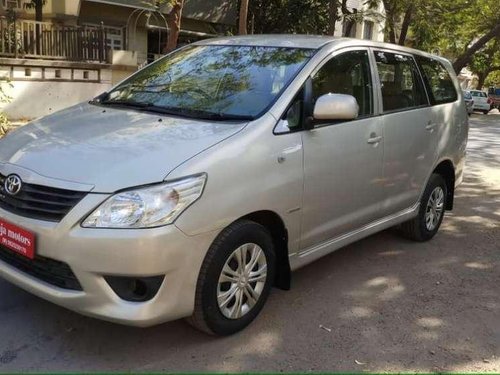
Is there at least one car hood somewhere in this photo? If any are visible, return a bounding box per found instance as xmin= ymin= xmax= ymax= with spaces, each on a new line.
xmin=0 ymin=103 xmax=248 ymax=192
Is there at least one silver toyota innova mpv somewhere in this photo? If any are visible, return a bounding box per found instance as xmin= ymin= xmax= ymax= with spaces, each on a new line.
xmin=0 ymin=36 xmax=468 ymax=335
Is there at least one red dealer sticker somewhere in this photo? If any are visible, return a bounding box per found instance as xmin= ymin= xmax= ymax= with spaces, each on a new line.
xmin=0 ymin=218 xmax=36 ymax=260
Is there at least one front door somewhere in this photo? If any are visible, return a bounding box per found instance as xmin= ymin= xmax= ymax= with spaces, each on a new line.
xmin=300 ymin=49 xmax=385 ymax=250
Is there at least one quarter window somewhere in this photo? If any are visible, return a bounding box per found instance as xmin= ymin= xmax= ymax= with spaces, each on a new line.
xmin=417 ymin=57 xmax=458 ymax=105
xmin=312 ymin=50 xmax=374 ymax=117
xmin=375 ymin=51 xmax=428 ymax=112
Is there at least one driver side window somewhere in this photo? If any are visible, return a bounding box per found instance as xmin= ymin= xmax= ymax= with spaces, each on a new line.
xmin=312 ymin=50 xmax=374 ymax=117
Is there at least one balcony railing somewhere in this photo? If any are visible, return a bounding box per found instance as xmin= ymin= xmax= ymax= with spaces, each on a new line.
xmin=0 ymin=18 xmax=109 ymax=63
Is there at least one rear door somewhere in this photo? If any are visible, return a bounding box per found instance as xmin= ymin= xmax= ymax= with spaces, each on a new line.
xmin=373 ymin=50 xmax=435 ymax=216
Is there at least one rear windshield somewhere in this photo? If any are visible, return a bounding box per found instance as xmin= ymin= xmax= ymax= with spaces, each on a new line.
xmin=463 ymin=91 xmax=472 ymax=99
xmin=471 ymin=91 xmax=487 ymax=98
xmin=101 ymin=45 xmax=315 ymax=120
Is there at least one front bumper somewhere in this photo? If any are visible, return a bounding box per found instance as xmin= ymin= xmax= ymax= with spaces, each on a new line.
xmin=0 ymin=193 xmax=218 ymax=327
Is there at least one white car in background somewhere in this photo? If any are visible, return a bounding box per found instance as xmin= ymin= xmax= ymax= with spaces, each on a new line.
xmin=463 ymin=91 xmax=474 ymax=115
xmin=469 ymin=90 xmax=490 ymax=114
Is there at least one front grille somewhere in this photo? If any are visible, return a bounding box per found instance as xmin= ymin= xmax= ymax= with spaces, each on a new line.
xmin=0 ymin=173 xmax=87 ymax=222
xmin=0 ymin=245 xmax=82 ymax=291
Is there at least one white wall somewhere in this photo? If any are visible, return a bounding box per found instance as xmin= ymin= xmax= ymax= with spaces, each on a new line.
xmin=0 ymin=80 xmax=111 ymax=120
xmin=0 ymin=61 xmax=114 ymax=120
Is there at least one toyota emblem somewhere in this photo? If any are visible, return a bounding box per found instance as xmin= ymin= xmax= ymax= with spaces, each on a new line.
xmin=4 ymin=174 xmax=22 ymax=196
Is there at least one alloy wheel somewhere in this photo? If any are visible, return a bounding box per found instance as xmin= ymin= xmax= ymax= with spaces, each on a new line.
xmin=425 ymin=186 xmax=445 ymax=231
xmin=217 ymin=243 xmax=267 ymax=319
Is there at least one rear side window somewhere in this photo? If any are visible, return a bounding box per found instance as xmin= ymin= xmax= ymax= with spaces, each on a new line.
xmin=417 ymin=57 xmax=458 ymax=105
xmin=374 ymin=51 xmax=428 ymax=113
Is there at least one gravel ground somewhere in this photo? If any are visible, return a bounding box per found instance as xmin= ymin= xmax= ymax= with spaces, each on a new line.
xmin=0 ymin=113 xmax=498 ymax=373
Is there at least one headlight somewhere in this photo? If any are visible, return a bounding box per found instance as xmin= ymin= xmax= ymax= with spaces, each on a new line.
xmin=82 ymin=174 xmax=207 ymax=228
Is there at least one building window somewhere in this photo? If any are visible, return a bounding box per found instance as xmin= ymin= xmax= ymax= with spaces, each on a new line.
xmin=363 ymin=21 xmax=374 ymax=40
xmin=83 ymin=24 xmax=124 ymax=51
xmin=3 ymin=0 xmax=22 ymax=9
xmin=342 ymin=15 xmax=357 ymax=37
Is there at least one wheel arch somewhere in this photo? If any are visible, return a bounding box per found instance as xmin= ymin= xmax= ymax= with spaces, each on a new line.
xmin=240 ymin=210 xmax=291 ymax=291
xmin=432 ymin=159 xmax=455 ymax=210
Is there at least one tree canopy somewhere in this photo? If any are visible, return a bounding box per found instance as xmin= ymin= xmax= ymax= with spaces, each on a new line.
xmin=245 ymin=0 xmax=499 ymax=85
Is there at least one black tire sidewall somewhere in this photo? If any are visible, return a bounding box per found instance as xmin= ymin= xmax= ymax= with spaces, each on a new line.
xmin=200 ymin=222 xmax=276 ymax=336
xmin=417 ymin=174 xmax=447 ymax=241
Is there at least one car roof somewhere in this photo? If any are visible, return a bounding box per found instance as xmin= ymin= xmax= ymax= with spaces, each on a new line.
xmin=197 ymin=34 xmax=337 ymax=49
xmin=195 ymin=35 xmax=448 ymax=62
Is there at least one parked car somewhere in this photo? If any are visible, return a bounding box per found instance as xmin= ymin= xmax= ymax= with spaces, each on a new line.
xmin=470 ymin=89 xmax=490 ymax=114
xmin=487 ymin=87 xmax=500 ymax=110
xmin=463 ymin=90 xmax=474 ymax=115
xmin=0 ymin=36 xmax=468 ymax=335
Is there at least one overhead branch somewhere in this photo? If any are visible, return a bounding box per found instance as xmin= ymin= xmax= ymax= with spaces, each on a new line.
xmin=453 ymin=22 xmax=500 ymax=73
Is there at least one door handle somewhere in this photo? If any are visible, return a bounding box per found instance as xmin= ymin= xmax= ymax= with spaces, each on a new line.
xmin=367 ymin=135 xmax=383 ymax=144
xmin=426 ymin=122 xmax=437 ymax=131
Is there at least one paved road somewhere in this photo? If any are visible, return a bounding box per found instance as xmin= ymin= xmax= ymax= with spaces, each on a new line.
xmin=0 ymin=113 xmax=499 ymax=372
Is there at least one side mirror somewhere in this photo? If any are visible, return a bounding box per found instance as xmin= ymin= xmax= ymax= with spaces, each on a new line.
xmin=313 ymin=93 xmax=359 ymax=121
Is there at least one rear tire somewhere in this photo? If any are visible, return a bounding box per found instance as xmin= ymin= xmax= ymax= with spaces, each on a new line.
xmin=400 ymin=174 xmax=447 ymax=242
xmin=187 ymin=220 xmax=275 ymax=335
xmin=483 ymin=110 xmax=489 ymax=115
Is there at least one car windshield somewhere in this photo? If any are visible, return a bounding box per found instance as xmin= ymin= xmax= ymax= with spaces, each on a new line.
xmin=98 ymin=45 xmax=315 ymax=120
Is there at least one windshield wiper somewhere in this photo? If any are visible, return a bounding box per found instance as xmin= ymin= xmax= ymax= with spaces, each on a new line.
xmin=97 ymin=100 xmax=151 ymax=109
xmin=90 ymin=100 xmax=254 ymax=122
xmin=198 ymin=112 xmax=255 ymax=121
xmin=142 ymin=106 xmax=254 ymax=121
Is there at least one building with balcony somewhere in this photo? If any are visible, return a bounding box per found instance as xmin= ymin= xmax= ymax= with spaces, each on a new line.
xmin=0 ymin=0 xmax=237 ymax=118
xmin=0 ymin=0 xmax=384 ymax=120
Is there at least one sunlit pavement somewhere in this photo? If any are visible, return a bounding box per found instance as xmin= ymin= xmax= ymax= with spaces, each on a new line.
xmin=0 ymin=112 xmax=499 ymax=372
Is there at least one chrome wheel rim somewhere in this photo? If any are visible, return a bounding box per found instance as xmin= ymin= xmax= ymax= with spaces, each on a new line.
xmin=425 ymin=186 xmax=445 ymax=231
xmin=217 ymin=243 xmax=267 ymax=320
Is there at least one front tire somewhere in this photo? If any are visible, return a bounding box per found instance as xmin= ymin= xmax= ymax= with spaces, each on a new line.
xmin=187 ymin=220 xmax=275 ymax=335
xmin=400 ymin=174 xmax=447 ymax=242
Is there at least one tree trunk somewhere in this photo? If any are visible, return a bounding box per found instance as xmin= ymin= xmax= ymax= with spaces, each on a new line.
xmin=398 ymin=4 xmax=413 ymax=45
xmin=477 ymin=72 xmax=486 ymax=90
xmin=328 ymin=0 xmax=338 ymax=36
xmin=453 ymin=22 xmax=500 ymax=74
xmin=382 ymin=0 xmax=396 ymax=43
xmin=35 ymin=0 xmax=43 ymax=22
xmin=34 ymin=0 xmax=43 ymax=55
xmin=165 ymin=0 xmax=184 ymax=53
xmin=239 ymin=0 xmax=249 ymax=35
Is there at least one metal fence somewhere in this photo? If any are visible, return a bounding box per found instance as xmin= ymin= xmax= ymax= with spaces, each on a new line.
xmin=0 ymin=18 xmax=109 ymax=63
